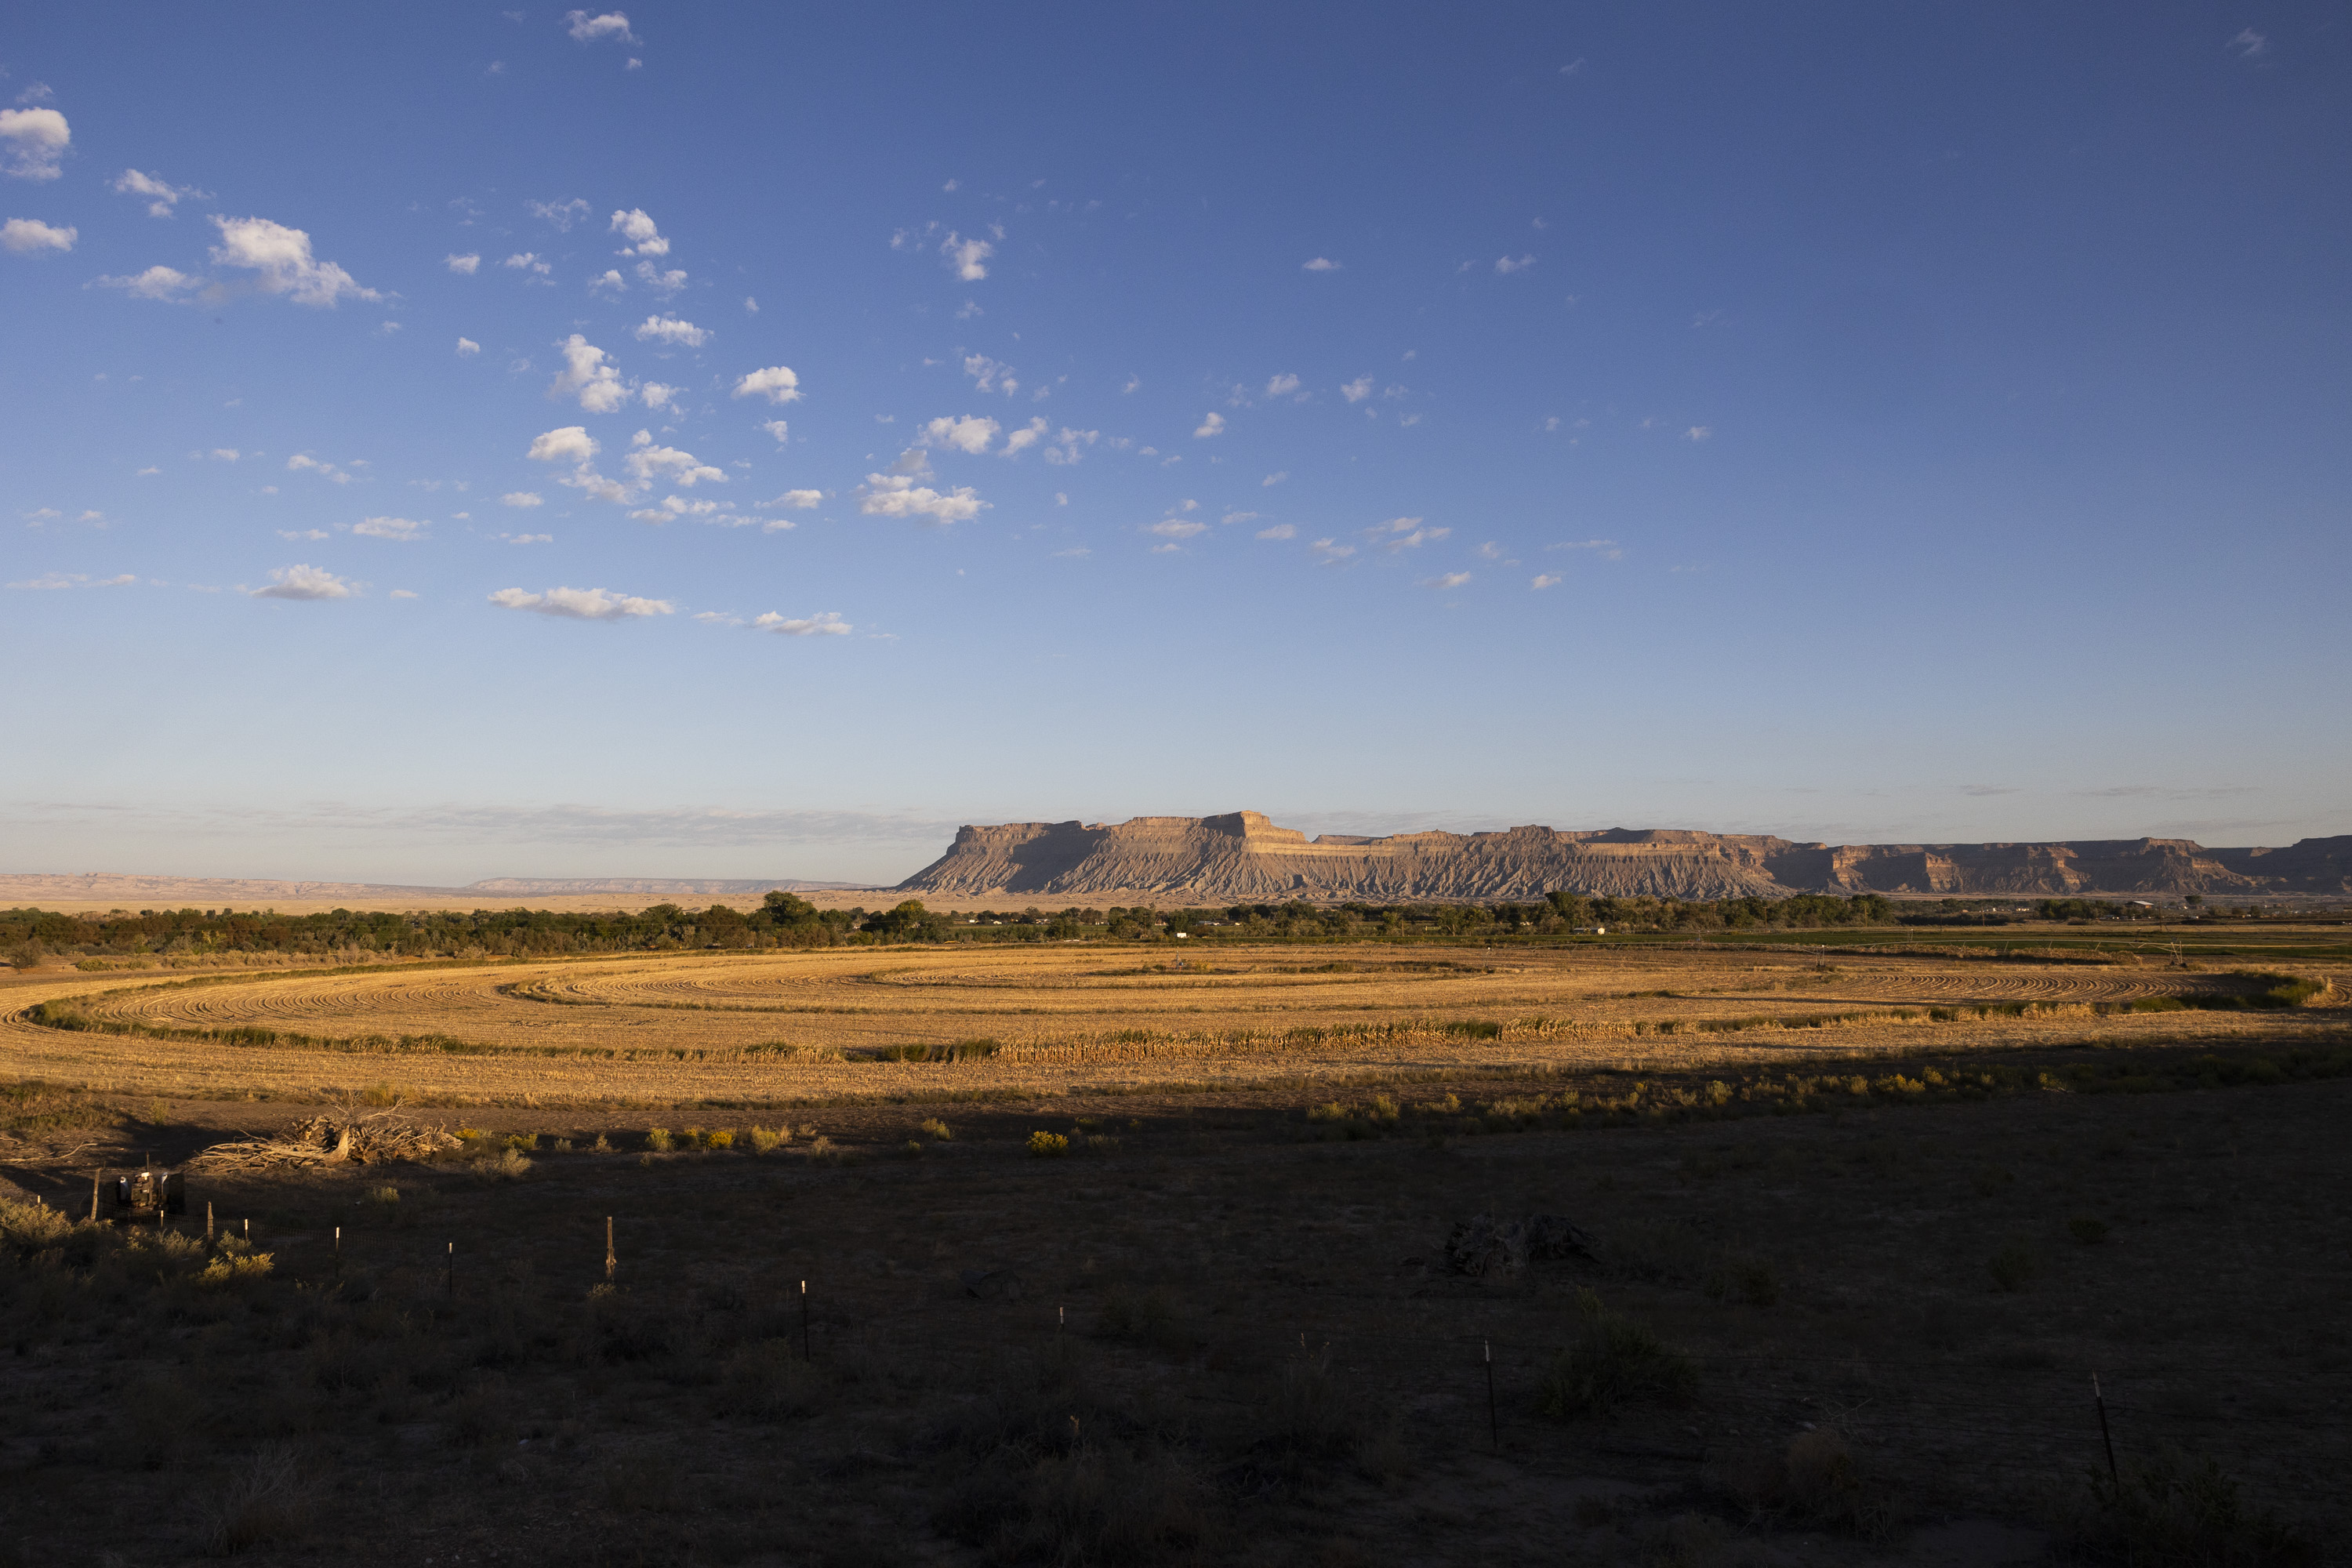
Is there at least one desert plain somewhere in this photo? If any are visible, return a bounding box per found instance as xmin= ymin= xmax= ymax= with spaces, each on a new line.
xmin=2 ymin=923 xmax=2347 ymax=1566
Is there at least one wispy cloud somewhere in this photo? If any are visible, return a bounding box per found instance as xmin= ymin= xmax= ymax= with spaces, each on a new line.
xmin=1301 ymin=257 xmax=1339 ymax=271
xmin=488 ymin=585 xmax=671 ymax=619
xmin=252 ymin=564 xmax=358 ymax=601
xmin=755 ymin=611 xmax=851 ymax=637
xmin=1193 ymin=411 xmax=1225 ymax=438
xmin=1421 ymin=572 xmax=1471 ymax=590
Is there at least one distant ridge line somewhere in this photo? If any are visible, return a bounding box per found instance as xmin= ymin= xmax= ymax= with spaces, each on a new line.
xmin=0 ymin=873 xmax=877 ymax=906
xmin=895 ymin=811 xmax=2352 ymax=901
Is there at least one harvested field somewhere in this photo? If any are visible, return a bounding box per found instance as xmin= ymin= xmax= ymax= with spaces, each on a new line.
xmin=4 ymin=943 xmax=2343 ymax=1107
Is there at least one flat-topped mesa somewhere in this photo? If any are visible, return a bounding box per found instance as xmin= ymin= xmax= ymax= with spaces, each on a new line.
xmin=895 ymin=814 xmax=2352 ymax=902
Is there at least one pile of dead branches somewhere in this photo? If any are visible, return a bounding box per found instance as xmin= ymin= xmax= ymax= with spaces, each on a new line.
xmin=186 ymin=1113 xmax=460 ymax=1172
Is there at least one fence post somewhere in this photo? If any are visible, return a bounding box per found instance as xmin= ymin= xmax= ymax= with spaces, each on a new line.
xmin=605 ymin=1216 xmax=615 ymax=1285
xmin=800 ymin=1279 xmax=811 ymax=1363
xmin=90 ymin=1169 xmax=102 ymax=1222
xmin=1485 ymin=1339 xmax=1500 ymax=1450
xmin=2093 ymin=1373 xmax=2118 ymax=1483
xmin=446 ymin=1240 xmax=455 ymax=1297
xmin=205 ymin=1200 xmax=214 ymax=1243
xmin=333 ymin=1225 xmax=342 ymax=1276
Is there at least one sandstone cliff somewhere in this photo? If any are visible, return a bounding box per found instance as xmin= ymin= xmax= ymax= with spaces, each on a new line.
xmin=895 ymin=812 xmax=2351 ymax=902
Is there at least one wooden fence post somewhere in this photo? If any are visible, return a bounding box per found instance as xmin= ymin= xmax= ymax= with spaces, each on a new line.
xmin=605 ymin=1216 xmax=615 ymax=1285
xmin=90 ymin=1169 xmax=103 ymax=1222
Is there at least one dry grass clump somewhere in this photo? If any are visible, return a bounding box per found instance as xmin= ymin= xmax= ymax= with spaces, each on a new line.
xmin=1727 ymin=1427 xmax=1900 ymax=1541
xmin=1537 ymin=1290 xmax=1699 ymax=1418
xmin=2043 ymin=1445 xmax=2311 ymax=1566
xmin=195 ymin=1444 xmax=310 ymax=1555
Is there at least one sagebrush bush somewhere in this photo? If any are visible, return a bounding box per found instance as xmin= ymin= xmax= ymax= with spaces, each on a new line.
xmin=1028 ymin=1131 xmax=1071 ymax=1157
xmin=1988 ymin=1240 xmax=2038 ymax=1292
xmin=644 ymin=1127 xmax=673 ymax=1152
xmin=747 ymin=1125 xmax=785 ymax=1153
xmin=2049 ymin=1444 xmax=2309 ymax=1566
xmin=919 ymin=1117 xmax=953 ymax=1142
xmin=196 ymin=1444 xmax=310 ymax=1555
xmin=1537 ymin=1290 xmax=1698 ymax=1418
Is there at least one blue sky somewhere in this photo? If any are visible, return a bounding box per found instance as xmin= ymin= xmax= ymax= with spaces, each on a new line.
xmin=2 ymin=4 xmax=2346 ymax=885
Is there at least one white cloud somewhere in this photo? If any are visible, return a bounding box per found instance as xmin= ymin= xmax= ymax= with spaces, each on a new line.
xmin=565 ymin=10 xmax=640 ymax=45
xmin=627 ymin=495 xmax=727 ymax=524
xmin=1003 ymin=416 xmax=1049 ymax=456
xmin=942 ymin=230 xmax=992 ymax=281
xmin=755 ymin=611 xmax=851 ymax=637
xmin=2 ymin=216 xmax=74 ymax=253
xmin=527 ymin=197 xmax=590 ymax=230
xmin=732 ymin=365 xmax=802 ymax=404
xmin=445 ymin=252 xmax=481 ymax=274
xmin=95 ymin=264 xmax=200 ymax=300
xmin=962 ymin=354 xmax=1016 ymax=396
xmin=858 ymin=472 xmax=985 ymax=524
xmin=285 ymin=453 xmax=353 ymax=485
xmin=744 ymin=295 xmax=759 ymax=313
xmin=8 ymin=571 xmax=139 ymax=590
xmin=1041 ymin=426 xmax=1098 ymax=466
xmin=528 ymin=426 xmax=599 ymax=464
xmin=1422 ymin=572 xmax=1471 ymax=590
xmin=1495 ymin=254 xmax=1535 ymax=274
xmin=1255 ymin=523 xmax=1297 ymax=540
xmin=210 ymin=448 xmax=241 ymax=462
xmin=19 ymin=507 xmax=62 ymax=523
xmin=639 ymin=383 xmax=682 ymax=412
xmin=921 ymin=414 xmax=1000 ymax=455
xmin=1309 ymin=537 xmax=1355 ymax=565
xmin=0 ymin=107 xmax=69 ymax=182
xmin=114 ymin=168 xmax=205 ymax=217
xmin=1193 ymin=411 xmax=1225 ymax=438
xmin=1301 ymin=257 xmax=1338 ymax=271
xmin=633 ymin=260 xmax=686 ymax=294
xmin=210 ymin=215 xmax=378 ymax=305
xmin=609 ymin=207 xmax=667 ymax=256
xmin=1369 ymin=517 xmax=1450 ymax=551
xmin=2230 ymin=28 xmax=2268 ymax=58
xmin=490 ymin=584 xmax=670 ymax=619
xmin=1121 ymin=375 xmax=1140 ymax=394
xmin=763 ymin=488 xmax=822 ymax=510
xmin=624 ymin=434 xmax=724 ymax=487
xmin=502 ymin=492 xmax=544 ymax=508
xmin=1145 ymin=519 xmax=1207 ymax=539
xmin=550 ymin=334 xmax=628 ymax=412
xmin=589 ymin=268 xmax=626 ymax=295
xmin=1265 ymin=373 xmax=1301 ymax=398
xmin=499 ymin=534 xmax=552 ymax=546
xmin=1262 ymin=470 xmax=1288 ymax=487
xmin=1339 ymin=376 xmax=1372 ymax=404
xmin=1560 ymin=58 xmax=1584 ymax=75
xmin=376 ymin=319 xmax=403 ymax=336
xmin=252 ymin=564 xmax=357 ymax=601
xmin=456 ymin=336 xmax=481 ymax=356
xmin=350 ymin=515 xmax=427 ymax=541
xmin=1531 ymin=574 xmax=1560 ymax=589
xmin=503 ymin=251 xmax=552 ymax=275
xmin=1548 ymin=538 xmax=1624 ymax=561
xmin=759 ymin=419 xmax=789 ymax=443
xmin=1221 ymin=510 xmax=1259 ymax=527
xmin=1685 ymin=425 xmax=1711 ymax=441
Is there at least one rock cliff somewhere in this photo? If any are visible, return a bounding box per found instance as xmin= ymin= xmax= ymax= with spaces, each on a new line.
xmin=895 ymin=812 xmax=2352 ymax=902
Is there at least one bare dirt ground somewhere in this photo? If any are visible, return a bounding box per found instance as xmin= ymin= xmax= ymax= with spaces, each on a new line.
xmin=1 ymin=1072 xmax=2344 ymax=1565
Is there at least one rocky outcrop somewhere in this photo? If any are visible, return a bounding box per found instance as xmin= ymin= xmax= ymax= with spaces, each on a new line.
xmin=895 ymin=812 xmax=2344 ymax=902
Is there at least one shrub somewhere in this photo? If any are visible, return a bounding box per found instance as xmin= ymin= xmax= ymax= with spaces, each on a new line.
xmin=503 ymin=1131 xmax=539 ymax=1152
xmin=1027 ymin=1131 xmax=1071 ymax=1158
xmin=919 ymin=1117 xmax=953 ymax=1142
xmin=0 ymin=1196 xmax=76 ymax=1254
xmin=1731 ymin=1428 xmax=1899 ymax=1540
xmin=747 ymin=1125 xmax=785 ymax=1154
xmin=1988 ymin=1241 xmax=2038 ymax=1292
xmin=196 ymin=1445 xmax=310 ymax=1555
xmin=361 ymin=1185 xmax=399 ymax=1206
xmin=644 ymin=1127 xmax=673 ymax=1152
xmin=702 ymin=1128 xmax=735 ymax=1152
xmin=198 ymin=1250 xmax=276 ymax=1287
xmin=590 ymin=1132 xmax=613 ymax=1153
xmin=2050 ymin=1445 xmax=2310 ymax=1566
xmin=1537 ymin=1290 xmax=1698 ymax=1418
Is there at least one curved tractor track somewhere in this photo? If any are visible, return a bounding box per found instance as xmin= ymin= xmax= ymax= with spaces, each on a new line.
xmin=4 ymin=946 xmax=2333 ymax=1104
